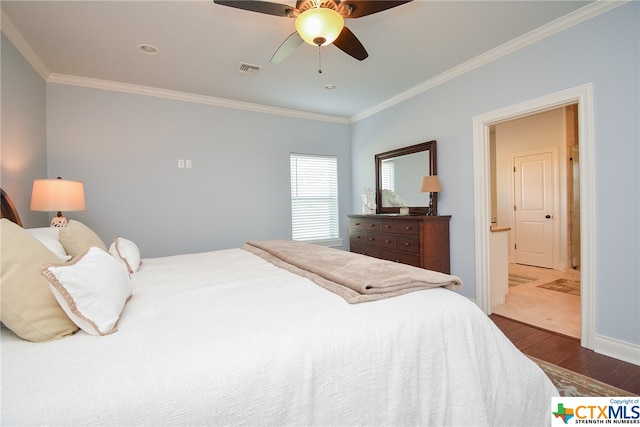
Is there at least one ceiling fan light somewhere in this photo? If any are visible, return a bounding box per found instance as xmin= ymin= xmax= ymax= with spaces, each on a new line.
xmin=295 ymin=8 xmax=344 ymax=47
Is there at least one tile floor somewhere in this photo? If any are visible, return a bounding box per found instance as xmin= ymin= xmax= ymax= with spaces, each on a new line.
xmin=491 ymin=263 xmax=581 ymax=338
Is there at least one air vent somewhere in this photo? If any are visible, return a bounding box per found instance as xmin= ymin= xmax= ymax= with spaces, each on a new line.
xmin=238 ymin=63 xmax=262 ymax=75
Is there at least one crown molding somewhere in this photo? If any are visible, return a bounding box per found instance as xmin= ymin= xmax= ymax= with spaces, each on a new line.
xmin=1 ymin=10 xmax=50 ymax=80
xmin=350 ymin=0 xmax=628 ymax=123
xmin=46 ymin=74 xmax=350 ymax=124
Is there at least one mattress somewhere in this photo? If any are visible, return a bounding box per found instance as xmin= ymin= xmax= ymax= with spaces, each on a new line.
xmin=1 ymin=247 xmax=558 ymax=426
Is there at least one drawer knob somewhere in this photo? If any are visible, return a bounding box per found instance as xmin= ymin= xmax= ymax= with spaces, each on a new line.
xmin=385 ymin=240 xmax=391 ymax=244
xmin=369 ymin=237 xmax=375 ymax=241
xmin=369 ymin=224 xmax=376 ymax=227
xmin=356 ymin=235 xmax=361 ymax=239
xmin=404 ymin=242 xmax=411 ymax=246
xmin=405 ymin=226 xmax=412 ymax=230
xmin=385 ymin=225 xmax=391 ymax=228
xmin=355 ymin=222 xmax=360 ymax=226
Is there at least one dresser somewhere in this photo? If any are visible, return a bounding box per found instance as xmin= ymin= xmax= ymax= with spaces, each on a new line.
xmin=348 ymin=214 xmax=451 ymax=274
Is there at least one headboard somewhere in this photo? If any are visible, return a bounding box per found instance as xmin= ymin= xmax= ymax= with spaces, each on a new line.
xmin=1 ymin=188 xmax=23 ymax=227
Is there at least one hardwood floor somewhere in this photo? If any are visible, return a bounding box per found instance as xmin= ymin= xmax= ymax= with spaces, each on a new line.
xmin=490 ymin=314 xmax=640 ymax=395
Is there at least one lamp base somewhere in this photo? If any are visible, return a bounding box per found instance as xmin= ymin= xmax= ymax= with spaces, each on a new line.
xmin=426 ymin=198 xmax=437 ymax=216
xmin=425 ymin=194 xmax=438 ymax=216
xmin=50 ymin=214 xmax=68 ymax=228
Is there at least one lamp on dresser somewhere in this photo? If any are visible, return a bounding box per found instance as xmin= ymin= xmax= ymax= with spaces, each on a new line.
xmin=30 ymin=177 xmax=86 ymax=227
xmin=420 ymin=175 xmax=441 ymax=216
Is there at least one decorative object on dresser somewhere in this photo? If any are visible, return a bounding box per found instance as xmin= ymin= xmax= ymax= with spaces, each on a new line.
xmin=375 ymin=140 xmax=437 ymax=215
xmin=348 ymin=214 xmax=450 ymax=274
xmin=420 ymin=175 xmax=442 ymax=216
xmin=361 ymin=187 xmax=376 ymax=214
xmin=30 ymin=177 xmax=86 ymax=227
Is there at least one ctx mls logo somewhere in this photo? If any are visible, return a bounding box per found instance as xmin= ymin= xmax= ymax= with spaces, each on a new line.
xmin=553 ymin=403 xmax=575 ymax=424
xmin=552 ymin=397 xmax=640 ymax=425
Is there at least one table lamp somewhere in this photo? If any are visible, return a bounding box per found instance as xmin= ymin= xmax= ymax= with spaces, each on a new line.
xmin=31 ymin=177 xmax=86 ymax=227
xmin=420 ymin=175 xmax=441 ymax=216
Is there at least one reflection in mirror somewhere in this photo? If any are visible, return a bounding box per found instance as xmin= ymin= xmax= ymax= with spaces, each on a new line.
xmin=375 ymin=141 xmax=437 ymax=215
xmin=380 ymin=150 xmax=430 ymax=206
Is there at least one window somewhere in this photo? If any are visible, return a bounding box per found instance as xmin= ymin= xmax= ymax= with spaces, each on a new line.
xmin=290 ymin=153 xmax=339 ymax=243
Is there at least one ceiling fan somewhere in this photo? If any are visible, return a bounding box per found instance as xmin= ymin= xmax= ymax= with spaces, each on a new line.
xmin=213 ymin=0 xmax=413 ymax=64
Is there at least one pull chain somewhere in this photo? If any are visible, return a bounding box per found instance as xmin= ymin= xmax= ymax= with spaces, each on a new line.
xmin=312 ymin=36 xmax=326 ymax=74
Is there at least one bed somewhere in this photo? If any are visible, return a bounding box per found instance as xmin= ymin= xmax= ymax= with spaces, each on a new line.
xmin=1 ymin=189 xmax=558 ymax=426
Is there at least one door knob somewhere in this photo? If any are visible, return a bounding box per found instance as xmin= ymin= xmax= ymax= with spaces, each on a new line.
xmin=545 ymin=215 xmax=551 ymax=219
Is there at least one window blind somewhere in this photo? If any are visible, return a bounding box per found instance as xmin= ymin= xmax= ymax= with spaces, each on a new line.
xmin=290 ymin=153 xmax=339 ymax=242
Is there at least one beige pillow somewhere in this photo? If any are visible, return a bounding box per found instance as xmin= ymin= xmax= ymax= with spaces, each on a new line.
xmin=58 ymin=220 xmax=107 ymax=257
xmin=0 ymin=219 xmax=78 ymax=342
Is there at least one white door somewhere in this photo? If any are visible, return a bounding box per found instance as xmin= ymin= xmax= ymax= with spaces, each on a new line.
xmin=513 ymin=151 xmax=555 ymax=268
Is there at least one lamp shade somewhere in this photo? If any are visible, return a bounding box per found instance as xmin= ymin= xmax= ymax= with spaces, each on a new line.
xmin=295 ymin=8 xmax=344 ymax=46
xmin=31 ymin=179 xmax=86 ymax=212
xmin=420 ymin=175 xmax=442 ymax=193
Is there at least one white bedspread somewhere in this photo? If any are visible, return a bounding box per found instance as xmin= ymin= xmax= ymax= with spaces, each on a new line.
xmin=1 ymin=248 xmax=557 ymax=426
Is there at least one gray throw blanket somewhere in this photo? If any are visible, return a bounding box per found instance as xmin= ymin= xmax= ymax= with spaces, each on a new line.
xmin=242 ymin=240 xmax=463 ymax=304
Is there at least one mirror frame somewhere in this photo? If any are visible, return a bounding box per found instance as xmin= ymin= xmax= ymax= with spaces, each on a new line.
xmin=375 ymin=140 xmax=437 ymax=215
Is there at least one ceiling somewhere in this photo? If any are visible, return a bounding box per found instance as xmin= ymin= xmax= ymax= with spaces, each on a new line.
xmin=2 ymin=0 xmax=593 ymax=119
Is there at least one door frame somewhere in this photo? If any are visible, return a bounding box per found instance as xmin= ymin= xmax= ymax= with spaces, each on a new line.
xmin=472 ymin=83 xmax=595 ymax=349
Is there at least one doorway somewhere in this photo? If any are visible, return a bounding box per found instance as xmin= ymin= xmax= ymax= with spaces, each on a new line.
xmin=489 ymin=107 xmax=580 ymax=337
xmin=472 ymin=84 xmax=595 ymax=349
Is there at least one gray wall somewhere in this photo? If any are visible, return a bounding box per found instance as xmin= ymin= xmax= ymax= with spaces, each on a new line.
xmin=0 ymin=33 xmax=48 ymax=228
xmin=351 ymin=3 xmax=639 ymax=346
xmin=45 ymin=84 xmax=351 ymax=257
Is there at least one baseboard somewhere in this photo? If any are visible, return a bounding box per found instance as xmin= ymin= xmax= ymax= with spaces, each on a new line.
xmin=594 ymin=334 xmax=640 ymax=366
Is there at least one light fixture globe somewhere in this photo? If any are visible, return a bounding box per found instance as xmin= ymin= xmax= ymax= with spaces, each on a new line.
xmin=295 ymin=8 xmax=344 ymax=46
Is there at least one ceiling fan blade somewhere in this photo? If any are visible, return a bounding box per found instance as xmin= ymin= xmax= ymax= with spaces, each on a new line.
xmin=333 ymin=26 xmax=368 ymax=61
xmin=271 ymin=32 xmax=304 ymax=63
xmin=340 ymin=0 xmax=412 ymax=19
xmin=213 ymin=0 xmax=294 ymax=17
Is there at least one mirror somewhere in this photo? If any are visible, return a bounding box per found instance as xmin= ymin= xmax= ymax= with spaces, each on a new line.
xmin=375 ymin=140 xmax=437 ymax=215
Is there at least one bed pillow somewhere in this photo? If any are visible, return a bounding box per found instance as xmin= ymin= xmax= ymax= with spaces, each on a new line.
xmin=58 ymin=220 xmax=107 ymax=257
xmin=27 ymin=227 xmax=72 ymax=261
xmin=41 ymin=247 xmax=132 ymax=336
xmin=109 ymin=236 xmax=141 ymax=274
xmin=0 ymin=219 xmax=78 ymax=342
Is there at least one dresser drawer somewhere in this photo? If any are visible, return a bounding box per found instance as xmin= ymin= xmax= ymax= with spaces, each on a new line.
xmin=397 ymin=235 xmax=420 ymax=253
xmin=379 ymin=249 xmax=421 ymax=267
xmin=350 ymin=243 xmax=380 ymax=258
xmin=349 ymin=217 xmax=380 ymax=232
xmin=365 ymin=232 xmax=397 ymax=250
xmin=380 ymin=220 xmax=420 ymax=235
xmin=350 ymin=230 xmax=365 ymax=247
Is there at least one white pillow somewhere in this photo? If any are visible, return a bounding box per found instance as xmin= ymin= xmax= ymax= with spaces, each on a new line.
xmin=27 ymin=227 xmax=72 ymax=261
xmin=109 ymin=236 xmax=141 ymax=274
xmin=40 ymin=247 xmax=132 ymax=336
